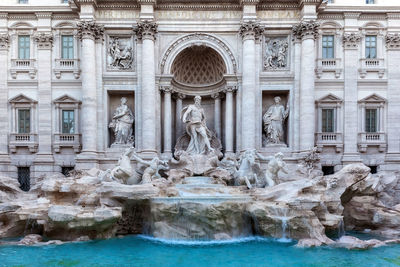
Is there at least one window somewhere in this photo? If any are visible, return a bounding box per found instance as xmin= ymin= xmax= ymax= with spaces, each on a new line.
xmin=18 ymin=167 xmax=30 ymax=192
xmin=366 ymin=0 xmax=374 ymax=4
xmin=61 ymin=35 xmax=74 ymax=59
xmin=322 ymin=35 xmax=334 ymax=59
xmin=18 ymin=35 xmax=30 ymax=59
xmin=365 ymin=108 xmax=378 ymax=133
xmin=18 ymin=109 xmax=30 ymax=134
xmin=62 ymin=0 xmax=69 ymax=3
xmin=365 ymin=36 xmax=377 ymax=59
xmin=322 ymin=109 xmax=335 ymax=132
xmin=62 ymin=110 xmax=75 ymax=134
xmin=19 ymin=0 xmax=28 ymax=3
xmin=326 ymin=0 xmax=333 ymax=4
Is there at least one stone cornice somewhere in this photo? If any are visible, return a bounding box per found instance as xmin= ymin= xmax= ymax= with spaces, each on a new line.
xmin=0 ymin=13 xmax=8 ymax=19
xmin=156 ymin=3 xmax=241 ymax=10
xmin=239 ymin=21 xmax=264 ymax=41
xmin=137 ymin=0 xmax=157 ymax=5
xmin=342 ymin=32 xmax=361 ymax=49
xmin=299 ymin=0 xmax=323 ymax=7
xmin=77 ymin=20 xmax=104 ymax=41
xmin=0 ymin=34 xmax=10 ymax=50
xmin=134 ymin=21 xmax=158 ymax=41
xmin=386 ymin=33 xmax=400 ymax=50
xmin=34 ymin=32 xmax=54 ymax=49
xmin=35 ymin=12 xmax=52 ymax=19
xmin=292 ymin=20 xmax=319 ymax=40
xmin=240 ymin=0 xmax=260 ymax=5
xmin=343 ymin=12 xmax=360 ymax=19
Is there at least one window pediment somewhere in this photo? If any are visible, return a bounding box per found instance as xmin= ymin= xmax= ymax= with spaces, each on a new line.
xmin=9 ymin=94 xmax=37 ymax=104
xmin=359 ymin=94 xmax=386 ymax=104
xmin=53 ymin=95 xmax=81 ymax=105
xmin=316 ymin=94 xmax=343 ymax=106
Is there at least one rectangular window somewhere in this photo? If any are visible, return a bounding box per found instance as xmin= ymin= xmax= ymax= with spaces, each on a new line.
xmin=19 ymin=0 xmax=28 ymax=3
xmin=18 ymin=35 xmax=30 ymax=59
xmin=365 ymin=35 xmax=377 ymax=59
xmin=17 ymin=167 xmax=30 ymax=192
xmin=61 ymin=35 xmax=74 ymax=59
xmin=18 ymin=109 xmax=30 ymax=134
xmin=366 ymin=0 xmax=374 ymax=4
xmin=322 ymin=35 xmax=334 ymax=59
xmin=62 ymin=110 xmax=75 ymax=134
xmin=322 ymin=108 xmax=335 ymax=133
xmin=365 ymin=109 xmax=378 ymax=133
xmin=327 ymin=0 xmax=333 ymax=4
xmin=62 ymin=0 xmax=69 ymax=3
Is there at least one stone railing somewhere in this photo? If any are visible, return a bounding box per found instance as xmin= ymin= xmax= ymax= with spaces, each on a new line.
xmin=10 ymin=59 xmax=36 ymax=79
xmin=9 ymin=133 xmax=38 ymax=153
xmin=54 ymin=59 xmax=81 ymax=79
xmin=358 ymin=132 xmax=386 ymax=153
xmin=315 ymin=58 xmax=342 ymax=78
xmin=315 ymin=132 xmax=343 ymax=153
xmin=359 ymin=58 xmax=385 ymax=78
xmin=53 ymin=133 xmax=81 ymax=153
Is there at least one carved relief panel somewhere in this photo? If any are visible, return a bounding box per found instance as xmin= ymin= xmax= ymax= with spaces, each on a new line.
xmin=106 ymin=36 xmax=134 ymax=71
xmin=263 ymin=36 xmax=289 ymax=71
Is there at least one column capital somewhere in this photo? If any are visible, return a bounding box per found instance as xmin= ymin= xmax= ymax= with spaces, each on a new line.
xmin=135 ymin=20 xmax=158 ymax=41
xmin=34 ymin=32 xmax=54 ymax=49
xmin=239 ymin=21 xmax=264 ymax=41
xmin=343 ymin=32 xmax=361 ymax=49
xmin=0 ymin=34 xmax=10 ymax=50
xmin=223 ymin=85 xmax=238 ymax=93
xmin=386 ymin=33 xmax=400 ymax=50
xmin=173 ymin=93 xmax=186 ymax=100
xmin=159 ymin=86 xmax=174 ymax=94
xmin=211 ymin=93 xmax=224 ymax=99
xmin=77 ymin=20 xmax=104 ymax=41
xmin=292 ymin=20 xmax=319 ymax=41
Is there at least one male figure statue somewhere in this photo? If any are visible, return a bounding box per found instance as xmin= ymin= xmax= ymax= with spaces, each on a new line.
xmin=257 ymin=152 xmax=288 ymax=187
xmin=109 ymin=97 xmax=134 ymax=145
xmin=263 ymin=96 xmax=289 ymax=144
xmin=181 ymin=95 xmax=214 ymax=155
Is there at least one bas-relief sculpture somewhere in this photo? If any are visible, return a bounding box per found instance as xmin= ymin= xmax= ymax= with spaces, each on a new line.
xmin=263 ymin=96 xmax=289 ymax=144
xmin=107 ymin=37 xmax=133 ymax=70
xmin=109 ymin=97 xmax=134 ymax=146
xmin=264 ymin=37 xmax=289 ymax=70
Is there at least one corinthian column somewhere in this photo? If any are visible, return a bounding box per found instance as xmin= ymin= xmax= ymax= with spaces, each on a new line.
xmin=174 ymin=93 xmax=185 ymax=138
xmin=160 ymin=86 xmax=172 ymax=156
xmin=0 ymin=34 xmax=10 ymax=169
xmin=342 ymin=32 xmax=362 ymax=163
xmin=224 ymin=86 xmax=237 ymax=154
xmin=292 ymin=21 xmax=319 ymax=151
xmin=95 ymin=29 xmax=105 ymax=153
xmin=239 ymin=21 xmax=264 ymax=151
xmin=33 ymin=32 xmax=55 ymax=175
xmin=385 ymin=33 xmax=400 ymax=165
xmin=76 ymin=21 xmax=103 ymax=166
xmin=135 ymin=21 xmax=158 ymax=155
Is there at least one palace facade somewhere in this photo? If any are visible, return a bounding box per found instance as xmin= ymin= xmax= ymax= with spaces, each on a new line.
xmin=1 ymin=0 xmax=400 ymax=186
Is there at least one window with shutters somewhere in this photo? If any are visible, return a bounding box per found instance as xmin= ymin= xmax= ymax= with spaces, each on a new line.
xmin=62 ymin=110 xmax=75 ymax=134
xmin=18 ymin=35 xmax=30 ymax=59
xmin=18 ymin=109 xmax=30 ymax=134
xmin=61 ymin=35 xmax=74 ymax=59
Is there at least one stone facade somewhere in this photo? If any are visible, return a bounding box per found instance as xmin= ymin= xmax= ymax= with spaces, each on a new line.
xmin=0 ymin=0 xmax=400 ymax=182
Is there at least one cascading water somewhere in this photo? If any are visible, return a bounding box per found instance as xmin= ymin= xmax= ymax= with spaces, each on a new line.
xmin=338 ymin=219 xmax=345 ymax=238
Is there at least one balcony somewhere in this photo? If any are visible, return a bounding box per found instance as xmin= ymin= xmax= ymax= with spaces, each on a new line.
xmin=315 ymin=58 xmax=342 ymax=79
xmin=53 ymin=133 xmax=81 ymax=153
xmin=358 ymin=132 xmax=387 ymax=153
xmin=315 ymin=132 xmax=343 ymax=153
xmin=10 ymin=59 xmax=36 ymax=79
xmin=359 ymin=58 xmax=385 ymax=78
xmin=54 ymin=59 xmax=80 ymax=79
xmin=9 ymin=133 xmax=38 ymax=153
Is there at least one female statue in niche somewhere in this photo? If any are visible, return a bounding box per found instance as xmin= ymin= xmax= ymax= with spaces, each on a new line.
xmin=263 ymin=96 xmax=289 ymax=144
xmin=109 ymin=97 xmax=134 ymax=145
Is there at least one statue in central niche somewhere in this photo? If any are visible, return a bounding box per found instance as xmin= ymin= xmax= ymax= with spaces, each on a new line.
xmin=181 ymin=95 xmax=214 ymax=155
xmin=263 ymin=96 xmax=289 ymax=144
xmin=109 ymin=97 xmax=134 ymax=145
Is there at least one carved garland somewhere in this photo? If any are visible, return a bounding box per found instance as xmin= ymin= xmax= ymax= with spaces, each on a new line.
xmin=342 ymin=33 xmax=362 ymax=49
xmin=0 ymin=34 xmax=10 ymax=49
xmin=134 ymin=21 xmax=158 ymax=41
xmin=33 ymin=32 xmax=54 ymax=49
xmin=292 ymin=21 xmax=319 ymax=40
xmin=160 ymin=33 xmax=237 ymax=74
xmin=77 ymin=21 xmax=104 ymax=41
xmin=386 ymin=33 xmax=400 ymax=50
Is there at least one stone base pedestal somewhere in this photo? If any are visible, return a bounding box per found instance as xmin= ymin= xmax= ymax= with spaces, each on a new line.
xmin=75 ymin=152 xmax=99 ymax=170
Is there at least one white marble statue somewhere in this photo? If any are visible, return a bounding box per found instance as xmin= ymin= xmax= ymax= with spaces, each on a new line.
xmin=181 ymin=95 xmax=214 ymax=155
xmin=109 ymin=97 xmax=134 ymax=145
xmin=131 ymin=151 xmax=169 ymax=184
xmin=234 ymin=150 xmax=260 ymax=189
xmin=263 ymin=96 xmax=289 ymax=144
xmin=108 ymin=37 xmax=133 ymax=69
xmin=257 ymin=152 xmax=288 ymax=186
xmin=108 ymin=147 xmax=135 ymax=183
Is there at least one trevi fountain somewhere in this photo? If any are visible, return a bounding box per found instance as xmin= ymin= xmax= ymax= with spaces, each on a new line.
xmin=1 ymin=95 xmax=400 ymax=266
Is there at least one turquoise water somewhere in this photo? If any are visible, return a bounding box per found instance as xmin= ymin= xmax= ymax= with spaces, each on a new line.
xmin=1 ymin=235 xmax=400 ymax=267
